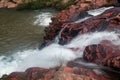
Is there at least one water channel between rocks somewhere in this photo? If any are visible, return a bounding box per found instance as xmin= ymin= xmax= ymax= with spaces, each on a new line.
xmin=0 ymin=7 xmax=117 ymax=77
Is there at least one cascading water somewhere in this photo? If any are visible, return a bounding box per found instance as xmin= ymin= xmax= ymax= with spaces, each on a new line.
xmin=0 ymin=31 xmax=120 ymax=77
xmin=0 ymin=7 xmax=117 ymax=77
xmin=54 ymin=6 xmax=113 ymax=43
xmin=87 ymin=6 xmax=114 ymax=16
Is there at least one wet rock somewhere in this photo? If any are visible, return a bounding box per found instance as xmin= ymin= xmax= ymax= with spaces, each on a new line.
xmin=53 ymin=66 xmax=119 ymax=80
xmin=53 ymin=7 xmax=120 ymax=44
xmin=1 ymin=63 xmax=120 ymax=80
xmin=52 ymin=67 xmax=96 ymax=80
xmin=44 ymin=0 xmax=117 ymax=44
xmin=1 ymin=67 xmax=57 ymax=80
xmin=83 ymin=40 xmax=120 ymax=70
xmin=0 ymin=0 xmax=22 ymax=8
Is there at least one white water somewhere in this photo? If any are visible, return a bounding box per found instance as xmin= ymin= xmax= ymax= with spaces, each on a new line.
xmin=0 ymin=7 xmax=118 ymax=77
xmin=87 ymin=6 xmax=114 ymax=16
xmin=34 ymin=12 xmax=53 ymax=26
xmin=73 ymin=6 xmax=114 ymax=25
xmin=0 ymin=31 xmax=120 ymax=77
xmin=75 ymin=16 xmax=91 ymax=23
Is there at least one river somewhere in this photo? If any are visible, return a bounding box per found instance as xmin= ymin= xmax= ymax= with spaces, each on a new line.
xmin=0 ymin=9 xmax=57 ymax=55
xmin=0 ymin=7 xmax=117 ymax=77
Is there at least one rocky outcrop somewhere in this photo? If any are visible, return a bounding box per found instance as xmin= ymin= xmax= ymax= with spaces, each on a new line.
xmin=44 ymin=0 xmax=117 ymax=45
xmin=45 ymin=6 xmax=120 ymax=44
xmin=57 ymin=7 xmax=120 ymax=44
xmin=84 ymin=40 xmax=120 ymax=70
xmin=0 ymin=0 xmax=22 ymax=8
xmin=1 ymin=67 xmax=58 ymax=80
xmin=1 ymin=66 xmax=119 ymax=80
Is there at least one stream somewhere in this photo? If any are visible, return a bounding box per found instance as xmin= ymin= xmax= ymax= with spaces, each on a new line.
xmin=0 ymin=9 xmax=57 ymax=55
xmin=0 ymin=7 xmax=118 ymax=77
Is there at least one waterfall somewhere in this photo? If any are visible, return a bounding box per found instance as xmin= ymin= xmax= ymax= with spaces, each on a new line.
xmin=0 ymin=31 xmax=119 ymax=77
xmin=0 ymin=6 xmax=118 ymax=77
xmin=54 ymin=6 xmax=114 ymax=43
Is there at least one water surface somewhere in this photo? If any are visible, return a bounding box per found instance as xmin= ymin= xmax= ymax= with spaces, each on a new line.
xmin=0 ymin=9 xmax=57 ymax=55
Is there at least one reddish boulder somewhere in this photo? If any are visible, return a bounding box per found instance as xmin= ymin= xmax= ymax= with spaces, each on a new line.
xmin=83 ymin=40 xmax=120 ymax=70
xmin=44 ymin=0 xmax=117 ymax=44
xmin=52 ymin=7 xmax=120 ymax=44
xmin=53 ymin=67 xmax=96 ymax=80
xmin=53 ymin=66 xmax=119 ymax=80
xmin=0 ymin=0 xmax=22 ymax=8
xmin=1 ymin=67 xmax=58 ymax=80
xmin=1 ymin=63 xmax=120 ymax=80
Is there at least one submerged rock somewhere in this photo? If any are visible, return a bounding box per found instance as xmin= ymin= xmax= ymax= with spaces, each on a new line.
xmin=52 ymin=67 xmax=97 ymax=80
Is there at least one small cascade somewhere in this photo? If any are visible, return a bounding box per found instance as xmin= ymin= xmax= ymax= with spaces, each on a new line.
xmin=54 ymin=24 xmax=69 ymax=43
xmin=0 ymin=31 xmax=120 ymax=77
xmin=54 ymin=6 xmax=114 ymax=44
xmin=0 ymin=6 xmax=119 ymax=78
xmin=74 ymin=7 xmax=114 ymax=24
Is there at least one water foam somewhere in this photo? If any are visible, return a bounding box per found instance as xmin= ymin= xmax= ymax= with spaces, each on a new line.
xmin=0 ymin=31 xmax=120 ymax=77
xmin=75 ymin=16 xmax=91 ymax=23
xmin=87 ymin=6 xmax=114 ymax=16
xmin=34 ymin=12 xmax=53 ymax=26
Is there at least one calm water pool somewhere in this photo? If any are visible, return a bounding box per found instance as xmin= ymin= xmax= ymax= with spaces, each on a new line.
xmin=0 ymin=9 xmax=57 ymax=55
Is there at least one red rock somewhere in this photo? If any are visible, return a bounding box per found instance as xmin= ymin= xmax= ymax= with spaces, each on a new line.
xmin=0 ymin=0 xmax=19 ymax=8
xmin=53 ymin=66 xmax=119 ymax=80
xmin=1 ymin=66 xmax=119 ymax=80
xmin=44 ymin=0 xmax=117 ymax=45
xmin=53 ymin=69 xmax=96 ymax=80
xmin=7 ymin=2 xmax=17 ymax=8
xmin=83 ymin=40 xmax=120 ymax=70
xmin=1 ymin=67 xmax=58 ymax=80
xmin=47 ymin=7 xmax=120 ymax=44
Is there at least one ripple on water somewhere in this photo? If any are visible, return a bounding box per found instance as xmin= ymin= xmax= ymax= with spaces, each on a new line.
xmin=0 ymin=9 xmax=57 ymax=55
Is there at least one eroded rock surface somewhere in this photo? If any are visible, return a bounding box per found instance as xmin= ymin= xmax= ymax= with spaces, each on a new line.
xmin=84 ymin=40 xmax=120 ymax=70
xmin=1 ymin=67 xmax=58 ymax=80
xmin=1 ymin=0 xmax=120 ymax=80
xmin=0 ymin=0 xmax=22 ymax=8
xmin=1 ymin=66 xmax=119 ymax=80
xmin=44 ymin=0 xmax=117 ymax=45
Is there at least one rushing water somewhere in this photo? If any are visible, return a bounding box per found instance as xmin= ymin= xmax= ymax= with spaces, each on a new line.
xmin=0 ymin=31 xmax=119 ymax=77
xmin=0 ymin=7 xmax=115 ymax=77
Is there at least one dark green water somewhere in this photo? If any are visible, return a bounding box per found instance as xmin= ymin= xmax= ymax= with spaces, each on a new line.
xmin=0 ymin=9 xmax=57 ymax=55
